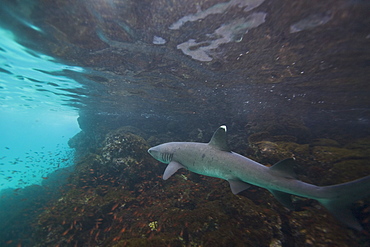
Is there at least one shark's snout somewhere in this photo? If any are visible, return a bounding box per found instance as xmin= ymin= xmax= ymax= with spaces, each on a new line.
xmin=148 ymin=146 xmax=160 ymax=160
xmin=148 ymin=144 xmax=174 ymax=164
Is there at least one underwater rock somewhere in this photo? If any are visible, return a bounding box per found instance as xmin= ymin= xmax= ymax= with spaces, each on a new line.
xmin=249 ymin=141 xmax=300 ymax=164
xmin=32 ymin=126 xmax=370 ymax=246
xmin=248 ymin=131 xmax=272 ymax=143
xmin=249 ymin=133 xmax=370 ymax=185
xmin=68 ymin=130 xmax=105 ymax=157
xmin=312 ymin=146 xmax=370 ymax=165
xmin=101 ymin=127 xmax=149 ymax=163
xmin=248 ymin=131 xmax=298 ymax=144
xmin=287 ymin=207 xmax=356 ymax=246
xmin=246 ymin=114 xmax=311 ymax=144
xmin=330 ymin=160 xmax=370 ymax=183
xmin=345 ymin=137 xmax=370 ymax=150
xmin=34 ymin=126 xmax=284 ymax=246
xmin=310 ymin=138 xmax=340 ymax=147
xmin=309 ymin=137 xmax=370 ymax=184
xmin=69 ymin=126 xmax=161 ymax=192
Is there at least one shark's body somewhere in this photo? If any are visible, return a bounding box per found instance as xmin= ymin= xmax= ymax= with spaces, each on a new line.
xmin=148 ymin=126 xmax=370 ymax=231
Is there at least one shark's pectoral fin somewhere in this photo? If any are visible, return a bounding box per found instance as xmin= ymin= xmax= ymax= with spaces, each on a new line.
xmin=163 ymin=161 xmax=185 ymax=180
xmin=228 ymin=179 xmax=251 ymax=194
xmin=269 ymin=189 xmax=295 ymax=210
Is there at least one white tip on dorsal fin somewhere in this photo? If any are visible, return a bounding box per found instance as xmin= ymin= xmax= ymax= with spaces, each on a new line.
xmin=208 ymin=125 xmax=230 ymax=152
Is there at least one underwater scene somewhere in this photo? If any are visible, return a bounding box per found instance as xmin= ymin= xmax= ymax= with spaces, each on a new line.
xmin=0 ymin=0 xmax=370 ymax=246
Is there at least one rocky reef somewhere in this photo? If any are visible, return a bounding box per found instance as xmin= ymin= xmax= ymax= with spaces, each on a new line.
xmin=30 ymin=124 xmax=370 ymax=247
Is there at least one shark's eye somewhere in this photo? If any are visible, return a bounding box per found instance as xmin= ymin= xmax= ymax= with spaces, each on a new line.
xmin=161 ymin=153 xmax=173 ymax=163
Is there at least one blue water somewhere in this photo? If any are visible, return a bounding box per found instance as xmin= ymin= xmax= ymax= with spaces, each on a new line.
xmin=0 ymin=26 xmax=82 ymax=190
xmin=0 ymin=1 xmax=369 ymax=246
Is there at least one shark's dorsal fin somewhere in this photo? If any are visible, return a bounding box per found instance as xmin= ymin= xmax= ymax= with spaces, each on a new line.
xmin=208 ymin=125 xmax=230 ymax=152
xmin=269 ymin=158 xmax=297 ymax=179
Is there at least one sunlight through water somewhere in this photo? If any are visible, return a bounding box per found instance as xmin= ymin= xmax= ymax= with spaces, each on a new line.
xmin=0 ymin=26 xmax=83 ymax=190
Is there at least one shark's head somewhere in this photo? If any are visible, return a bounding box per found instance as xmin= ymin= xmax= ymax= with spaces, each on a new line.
xmin=148 ymin=143 xmax=175 ymax=164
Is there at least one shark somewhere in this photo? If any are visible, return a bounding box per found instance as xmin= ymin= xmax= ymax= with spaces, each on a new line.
xmin=148 ymin=125 xmax=370 ymax=231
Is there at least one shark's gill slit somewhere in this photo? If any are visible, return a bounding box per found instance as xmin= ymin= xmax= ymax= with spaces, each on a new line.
xmin=161 ymin=153 xmax=173 ymax=162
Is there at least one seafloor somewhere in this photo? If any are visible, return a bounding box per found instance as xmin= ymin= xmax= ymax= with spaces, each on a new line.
xmin=4 ymin=122 xmax=369 ymax=246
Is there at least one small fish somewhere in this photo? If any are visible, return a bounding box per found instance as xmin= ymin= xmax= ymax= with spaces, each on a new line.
xmin=111 ymin=203 xmax=120 ymax=211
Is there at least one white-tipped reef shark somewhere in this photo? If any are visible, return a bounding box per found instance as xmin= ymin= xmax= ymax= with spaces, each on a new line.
xmin=148 ymin=125 xmax=370 ymax=231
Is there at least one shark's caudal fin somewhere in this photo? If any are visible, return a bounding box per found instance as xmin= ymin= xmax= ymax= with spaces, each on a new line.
xmin=266 ymin=158 xmax=370 ymax=230
xmin=317 ymin=175 xmax=370 ymax=231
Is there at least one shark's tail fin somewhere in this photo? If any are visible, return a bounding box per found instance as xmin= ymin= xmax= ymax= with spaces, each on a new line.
xmin=317 ymin=175 xmax=370 ymax=231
